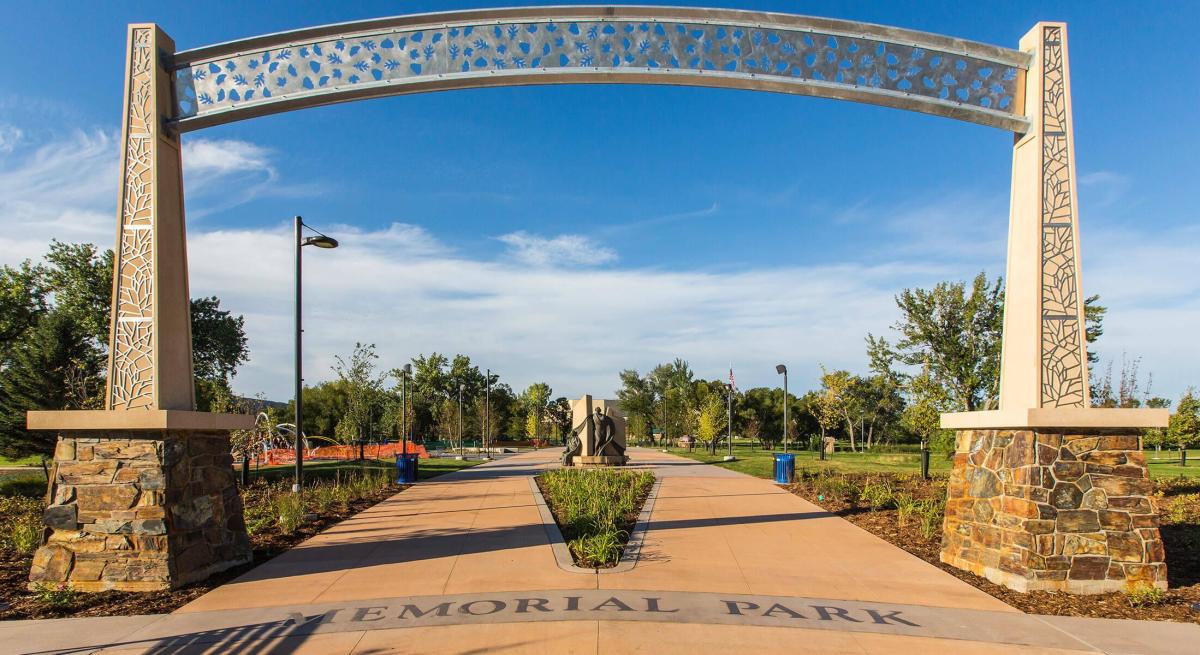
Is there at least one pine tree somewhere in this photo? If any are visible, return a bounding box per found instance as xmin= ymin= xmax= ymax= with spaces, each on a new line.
xmin=0 ymin=311 xmax=102 ymax=460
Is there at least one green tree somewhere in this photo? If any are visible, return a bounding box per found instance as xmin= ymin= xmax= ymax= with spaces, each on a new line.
xmin=0 ymin=261 xmax=47 ymax=363
xmin=0 ymin=312 xmax=103 ymax=461
xmin=891 ymin=272 xmax=1004 ymax=411
xmin=696 ymin=392 xmax=727 ymax=454
xmin=332 ymin=343 xmax=385 ymax=443
xmin=521 ymin=382 xmax=552 ymax=440
xmin=902 ymin=365 xmax=956 ymax=453
xmin=190 ymin=296 xmax=249 ymax=380
xmin=1167 ymin=389 xmax=1200 ymax=450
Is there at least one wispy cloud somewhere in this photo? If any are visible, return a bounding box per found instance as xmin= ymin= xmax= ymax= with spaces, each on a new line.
xmin=1079 ymin=170 xmax=1132 ymax=209
xmin=0 ymin=124 xmax=22 ymax=154
xmin=496 ymin=231 xmax=617 ymax=268
xmin=597 ymin=202 xmax=720 ymax=237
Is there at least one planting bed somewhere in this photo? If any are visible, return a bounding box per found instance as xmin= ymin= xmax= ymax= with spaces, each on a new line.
xmin=788 ymin=471 xmax=1200 ymax=622
xmin=536 ymin=468 xmax=654 ymax=568
xmin=0 ymin=464 xmax=437 ymax=620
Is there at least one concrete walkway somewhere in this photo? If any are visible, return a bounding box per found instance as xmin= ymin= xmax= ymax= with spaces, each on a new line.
xmin=2 ymin=448 xmax=1196 ymax=654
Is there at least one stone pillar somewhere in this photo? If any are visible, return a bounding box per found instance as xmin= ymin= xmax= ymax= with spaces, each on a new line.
xmin=941 ymin=429 xmax=1165 ymax=594
xmin=29 ymin=428 xmax=251 ymax=591
xmin=939 ymin=21 xmax=1170 ymax=595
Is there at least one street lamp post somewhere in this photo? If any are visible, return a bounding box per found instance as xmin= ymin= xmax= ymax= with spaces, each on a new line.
xmin=293 ymin=215 xmax=338 ymax=493
xmin=458 ymin=382 xmax=465 ymax=458
xmin=485 ymin=368 xmax=491 ymax=459
xmin=726 ymin=383 xmax=734 ymax=459
xmin=775 ymin=364 xmax=788 ymax=454
xmin=401 ymin=364 xmax=411 ymax=457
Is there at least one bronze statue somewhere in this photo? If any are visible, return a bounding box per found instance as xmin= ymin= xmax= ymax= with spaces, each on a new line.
xmin=561 ymin=432 xmax=582 ymax=466
xmin=593 ymin=407 xmax=625 ymax=457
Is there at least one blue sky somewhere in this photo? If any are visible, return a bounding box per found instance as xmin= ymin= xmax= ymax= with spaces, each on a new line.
xmin=0 ymin=1 xmax=1196 ymax=402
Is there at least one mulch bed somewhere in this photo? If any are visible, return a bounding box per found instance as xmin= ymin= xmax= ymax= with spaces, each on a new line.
xmin=0 ymin=481 xmax=407 ymax=621
xmin=787 ymin=472 xmax=1200 ymax=623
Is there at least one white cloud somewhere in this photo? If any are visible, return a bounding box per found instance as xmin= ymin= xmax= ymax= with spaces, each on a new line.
xmin=0 ymin=130 xmax=296 ymax=263
xmin=0 ymin=124 xmax=22 ymax=153
xmin=0 ymin=125 xmax=1194 ymax=404
xmin=1079 ymin=171 xmax=1131 ymax=209
xmin=496 ymin=231 xmax=617 ymax=267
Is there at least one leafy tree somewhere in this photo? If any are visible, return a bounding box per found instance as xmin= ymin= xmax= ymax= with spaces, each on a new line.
xmin=617 ymin=369 xmax=655 ymax=441
xmin=891 ymin=272 xmax=1003 ymax=411
xmin=546 ymin=397 xmax=572 ymax=443
xmin=696 ymin=393 xmax=727 ymax=454
xmin=1142 ymin=397 xmax=1172 ymax=451
xmin=332 ymin=343 xmax=385 ymax=443
xmin=902 ymin=365 xmax=956 ymax=453
xmin=1167 ymin=389 xmax=1200 ymax=450
xmin=40 ymin=241 xmax=113 ymax=344
xmin=0 ymin=261 xmax=47 ymax=363
xmin=190 ymin=296 xmax=249 ymax=380
xmin=0 ymin=312 xmax=103 ymax=461
xmin=520 ymin=382 xmax=552 ymax=440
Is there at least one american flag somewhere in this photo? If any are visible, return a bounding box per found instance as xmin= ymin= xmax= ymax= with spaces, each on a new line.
xmin=728 ymin=365 xmax=736 ymax=391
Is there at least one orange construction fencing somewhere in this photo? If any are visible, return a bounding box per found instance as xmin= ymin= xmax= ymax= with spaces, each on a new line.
xmin=255 ymin=442 xmax=429 ymax=466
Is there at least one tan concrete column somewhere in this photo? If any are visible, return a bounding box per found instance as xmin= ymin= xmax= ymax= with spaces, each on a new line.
xmin=106 ymin=24 xmax=195 ymax=411
xmin=999 ymin=22 xmax=1089 ymax=412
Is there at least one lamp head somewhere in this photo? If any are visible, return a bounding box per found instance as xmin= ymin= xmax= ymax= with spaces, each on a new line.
xmin=303 ymin=235 xmax=339 ymax=249
xmin=403 ymin=364 xmax=412 ymax=375
xmin=775 ymin=364 xmax=787 ymax=375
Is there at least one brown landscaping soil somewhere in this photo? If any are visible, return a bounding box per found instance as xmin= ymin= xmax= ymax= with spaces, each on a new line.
xmin=787 ymin=472 xmax=1200 ymax=623
xmin=0 ymin=481 xmax=407 ymax=621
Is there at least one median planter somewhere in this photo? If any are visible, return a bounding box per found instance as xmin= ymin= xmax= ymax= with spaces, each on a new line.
xmin=535 ymin=469 xmax=654 ymax=568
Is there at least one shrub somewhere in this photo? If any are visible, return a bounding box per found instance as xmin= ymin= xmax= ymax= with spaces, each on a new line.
xmin=895 ymin=493 xmax=919 ymax=527
xmin=918 ymin=499 xmax=945 ymax=539
xmin=32 ymin=582 xmax=77 ymax=609
xmin=1124 ymin=582 xmax=1166 ymax=607
xmin=0 ymin=496 xmax=44 ymax=554
xmin=310 ymin=482 xmax=341 ymax=514
xmin=861 ymin=479 xmax=895 ymax=511
xmin=274 ymin=492 xmax=305 ymax=535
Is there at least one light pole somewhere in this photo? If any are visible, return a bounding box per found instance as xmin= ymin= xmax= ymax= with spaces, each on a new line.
xmin=293 ymin=215 xmax=338 ymax=493
xmin=775 ymin=364 xmax=788 ymax=454
xmin=401 ymin=364 xmax=412 ymax=457
xmin=485 ymin=368 xmax=491 ymax=459
xmin=458 ymin=382 xmax=465 ymax=458
xmin=726 ymin=382 xmax=734 ymax=460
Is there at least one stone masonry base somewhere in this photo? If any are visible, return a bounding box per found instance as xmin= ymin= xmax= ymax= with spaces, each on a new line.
xmin=941 ymin=429 xmax=1166 ymax=594
xmin=28 ymin=430 xmax=251 ymax=592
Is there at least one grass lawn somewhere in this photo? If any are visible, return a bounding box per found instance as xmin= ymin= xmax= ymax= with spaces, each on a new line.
xmin=249 ymin=456 xmax=480 ymax=485
xmin=0 ymin=455 xmax=43 ymax=467
xmin=664 ymin=443 xmax=1200 ymax=480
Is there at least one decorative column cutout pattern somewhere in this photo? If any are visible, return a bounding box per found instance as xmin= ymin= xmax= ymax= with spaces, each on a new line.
xmin=1038 ymin=25 xmax=1087 ymax=408
xmin=109 ymin=27 xmax=157 ymax=410
xmin=106 ymin=25 xmax=195 ymax=411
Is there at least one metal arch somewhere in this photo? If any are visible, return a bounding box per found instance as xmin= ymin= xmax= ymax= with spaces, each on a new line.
xmin=169 ymin=6 xmax=1032 ymax=133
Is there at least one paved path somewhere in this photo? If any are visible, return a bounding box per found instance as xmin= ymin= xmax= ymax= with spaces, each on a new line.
xmin=2 ymin=448 xmax=1196 ymax=654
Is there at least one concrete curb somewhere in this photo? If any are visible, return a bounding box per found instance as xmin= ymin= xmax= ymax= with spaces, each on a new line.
xmin=527 ymin=475 xmax=661 ymax=575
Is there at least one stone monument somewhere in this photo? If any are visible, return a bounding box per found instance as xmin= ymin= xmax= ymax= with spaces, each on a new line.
xmin=565 ymin=396 xmax=628 ymax=467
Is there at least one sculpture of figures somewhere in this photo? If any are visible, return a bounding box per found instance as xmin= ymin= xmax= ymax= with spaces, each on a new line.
xmin=593 ymin=407 xmax=625 ymax=457
xmin=562 ymin=432 xmax=582 ymax=466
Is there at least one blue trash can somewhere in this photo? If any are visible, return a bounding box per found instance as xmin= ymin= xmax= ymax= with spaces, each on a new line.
xmin=396 ymin=453 xmax=419 ymax=484
xmin=773 ymin=453 xmax=795 ymax=484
